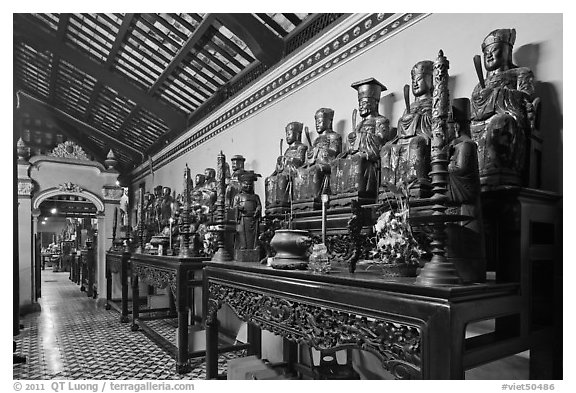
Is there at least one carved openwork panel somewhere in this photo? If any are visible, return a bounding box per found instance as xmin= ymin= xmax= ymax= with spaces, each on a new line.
xmin=208 ymin=282 xmax=422 ymax=379
xmin=107 ymin=258 xmax=122 ymax=274
xmin=132 ymin=264 xmax=177 ymax=295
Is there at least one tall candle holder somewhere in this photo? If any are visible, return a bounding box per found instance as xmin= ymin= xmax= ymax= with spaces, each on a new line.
xmin=211 ymin=151 xmax=233 ymax=262
xmin=179 ymin=164 xmax=194 ymax=257
xmin=415 ymin=50 xmax=463 ymax=286
xmin=136 ymin=187 xmax=145 ymax=254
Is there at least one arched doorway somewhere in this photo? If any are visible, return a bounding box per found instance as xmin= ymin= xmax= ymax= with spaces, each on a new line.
xmin=33 ymin=192 xmax=103 ymax=299
xmin=17 ymin=144 xmax=123 ymax=311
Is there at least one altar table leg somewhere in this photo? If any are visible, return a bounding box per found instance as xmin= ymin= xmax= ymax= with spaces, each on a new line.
xmin=120 ymin=267 xmax=129 ymax=323
xmin=283 ymin=338 xmax=298 ymax=374
xmin=105 ymin=266 xmax=111 ymax=310
xmin=206 ymin=316 xmax=219 ymax=379
xmin=131 ymin=275 xmax=139 ymax=332
xmin=176 ymin=308 xmax=191 ymax=374
xmin=247 ymin=322 xmax=262 ymax=358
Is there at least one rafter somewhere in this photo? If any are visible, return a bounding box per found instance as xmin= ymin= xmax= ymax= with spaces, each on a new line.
xmin=47 ymin=14 xmax=70 ymax=104
xmin=17 ymin=90 xmax=144 ymax=162
xmin=149 ymin=14 xmax=215 ymax=95
xmin=256 ymin=13 xmax=288 ymax=37
xmin=84 ymin=13 xmax=136 ymax=122
xmin=14 ymin=15 xmax=186 ymax=131
xmin=214 ymin=14 xmax=284 ymax=66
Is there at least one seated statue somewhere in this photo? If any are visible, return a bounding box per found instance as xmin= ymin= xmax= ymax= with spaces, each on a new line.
xmin=381 ymin=60 xmax=434 ymax=198
xmin=190 ymin=169 xmax=217 ymax=215
xmin=330 ymin=78 xmax=393 ymax=205
xmin=264 ymin=122 xmax=308 ymax=214
xmin=293 ymin=108 xmax=342 ymax=209
xmin=471 ymin=28 xmax=538 ymax=188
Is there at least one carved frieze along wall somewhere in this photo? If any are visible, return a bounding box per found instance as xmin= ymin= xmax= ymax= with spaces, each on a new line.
xmin=207 ymin=281 xmax=422 ymax=379
xmin=132 ymin=264 xmax=177 ymax=296
xmin=132 ymin=13 xmax=428 ymax=183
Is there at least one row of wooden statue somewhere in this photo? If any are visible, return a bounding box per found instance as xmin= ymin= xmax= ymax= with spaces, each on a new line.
xmin=265 ymin=28 xmax=539 ymax=213
xmin=139 ymin=156 xmax=264 ymax=254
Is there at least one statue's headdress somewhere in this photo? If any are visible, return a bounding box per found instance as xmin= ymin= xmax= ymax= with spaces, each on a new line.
xmin=482 ymin=28 xmax=516 ymax=51
xmin=351 ymin=77 xmax=387 ymax=100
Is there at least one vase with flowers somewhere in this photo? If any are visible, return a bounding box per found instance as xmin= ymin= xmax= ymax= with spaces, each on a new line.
xmin=370 ymin=183 xmax=424 ymax=277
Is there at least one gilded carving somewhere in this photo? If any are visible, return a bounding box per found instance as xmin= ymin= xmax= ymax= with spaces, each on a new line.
xmin=49 ymin=141 xmax=91 ymax=161
xmin=208 ymin=282 xmax=421 ymax=379
xmin=58 ymin=182 xmax=83 ymax=193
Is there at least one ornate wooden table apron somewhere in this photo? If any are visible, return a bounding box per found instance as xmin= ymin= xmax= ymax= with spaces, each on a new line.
xmin=105 ymin=250 xmax=131 ymax=322
xmin=130 ymin=253 xmax=207 ymax=374
xmin=204 ymin=262 xmax=527 ymax=380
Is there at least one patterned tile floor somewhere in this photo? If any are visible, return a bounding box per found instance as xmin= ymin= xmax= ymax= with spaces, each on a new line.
xmin=13 ymin=268 xmax=241 ymax=380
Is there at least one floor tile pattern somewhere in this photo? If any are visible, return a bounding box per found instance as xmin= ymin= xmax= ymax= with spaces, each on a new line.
xmin=14 ymin=268 xmax=241 ymax=380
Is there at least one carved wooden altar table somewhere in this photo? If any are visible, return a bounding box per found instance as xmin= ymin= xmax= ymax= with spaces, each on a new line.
xmin=105 ymin=250 xmax=131 ymax=323
xmin=129 ymin=253 xmax=209 ymax=373
xmin=204 ymin=261 xmax=541 ymax=379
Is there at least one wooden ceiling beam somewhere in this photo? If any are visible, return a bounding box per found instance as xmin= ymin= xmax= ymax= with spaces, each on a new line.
xmin=17 ymin=90 xmax=144 ymax=162
xmin=14 ymin=16 xmax=186 ymax=131
xmin=256 ymin=13 xmax=288 ymax=37
xmin=283 ymin=13 xmax=303 ymax=27
xmin=47 ymin=14 xmax=71 ymax=103
xmin=215 ymin=13 xmax=284 ymax=66
xmin=149 ymin=14 xmax=215 ymax=95
xmin=84 ymin=13 xmax=137 ymax=122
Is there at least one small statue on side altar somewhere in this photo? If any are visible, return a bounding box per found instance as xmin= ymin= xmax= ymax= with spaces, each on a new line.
xmin=265 ymin=122 xmax=308 ymax=213
xmin=159 ymin=186 xmax=173 ymax=230
xmin=225 ymin=155 xmax=248 ymax=209
xmin=152 ymin=185 xmax=163 ymax=232
xmin=471 ymin=28 xmax=538 ymax=188
xmin=233 ymin=171 xmax=262 ymax=260
xmin=448 ymin=98 xmax=481 ymax=212
xmin=293 ymin=108 xmax=342 ymax=207
xmin=446 ymin=97 xmax=486 ymax=283
xmin=330 ymin=78 xmax=393 ymax=205
xmin=381 ymin=60 xmax=434 ymax=198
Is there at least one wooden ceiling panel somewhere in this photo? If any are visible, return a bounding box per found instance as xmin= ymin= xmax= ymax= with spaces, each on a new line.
xmin=14 ymin=12 xmax=340 ymax=173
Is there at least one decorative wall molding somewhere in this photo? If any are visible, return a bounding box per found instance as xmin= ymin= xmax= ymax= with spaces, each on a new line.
xmin=132 ymin=13 xmax=429 ymax=182
xmin=58 ymin=182 xmax=83 ymax=193
xmin=208 ymin=281 xmax=422 ymax=379
xmin=18 ymin=178 xmax=35 ymax=197
xmin=101 ymin=185 xmax=124 ymax=202
xmin=32 ymin=186 xmax=105 ymax=213
xmin=49 ymin=141 xmax=91 ymax=161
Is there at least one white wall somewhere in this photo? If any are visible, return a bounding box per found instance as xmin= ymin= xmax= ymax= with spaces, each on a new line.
xmin=128 ymin=13 xmax=562 ymax=377
xmin=135 ymin=13 xmax=562 ymax=197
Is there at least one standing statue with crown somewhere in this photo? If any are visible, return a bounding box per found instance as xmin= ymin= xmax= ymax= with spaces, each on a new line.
xmin=471 ymin=28 xmax=539 ymax=188
xmin=330 ymin=78 xmax=394 ymax=206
